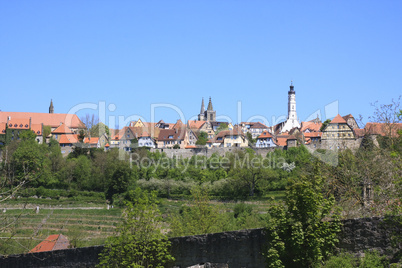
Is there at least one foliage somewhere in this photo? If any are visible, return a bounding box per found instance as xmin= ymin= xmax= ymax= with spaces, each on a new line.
xmin=215 ymin=123 xmax=228 ymax=135
xmin=90 ymin=122 xmax=110 ymax=137
xmin=42 ymin=125 xmax=51 ymax=139
xmin=246 ymin=132 xmax=256 ymax=145
xmin=195 ymin=131 xmax=208 ymax=145
xmin=169 ymin=187 xmax=228 ymax=237
xmin=322 ymin=251 xmax=389 ymax=268
xmin=320 ymin=119 xmax=331 ymax=131
xmin=173 ymin=144 xmax=180 ymax=149
xmin=264 ymin=170 xmax=341 ymax=268
xmin=98 ymin=189 xmax=174 ymax=268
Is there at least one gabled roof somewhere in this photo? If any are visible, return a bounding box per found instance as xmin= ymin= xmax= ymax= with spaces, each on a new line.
xmin=31 ymin=124 xmax=42 ymax=135
xmin=84 ymin=137 xmax=99 ymax=144
xmin=257 ymin=131 xmax=273 ymax=139
xmin=342 ymin=114 xmax=355 ymax=122
xmin=249 ymin=122 xmax=268 ymax=129
xmin=188 ymin=120 xmax=206 ymax=129
xmin=158 ymin=128 xmax=187 ymax=141
xmin=59 ymin=134 xmax=79 ymax=144
xmin=364 ymin=122 xmax=402 ymax=137
xmin=301 ymin=121 xmax=322 ymax=132
xmin=52 ymin=123 xmax=73 ymax=134
xmin=29 ymin=234 xmax=70 ymax=253
xmin=139 ymin=131 xmax=150 ymax=138
xmin=173 ymin=119 xmax=184 ymax=129
xmin=0 ymin=112 xmax=84 ymax=129
xmin=330 ymin=114 xmax=347 ymax=124
xmin=105 ymin=143 xmax=110 ymax=147
xmin=275 ymin=136 xmax=288 ymax=147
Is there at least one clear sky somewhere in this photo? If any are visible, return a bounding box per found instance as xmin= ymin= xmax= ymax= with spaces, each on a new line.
xmin=1 ymin=1 xmax=401 ymax=129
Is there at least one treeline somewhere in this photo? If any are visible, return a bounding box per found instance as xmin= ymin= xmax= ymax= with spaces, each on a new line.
xmin=1 ymin=130 xmax=401 ymax=215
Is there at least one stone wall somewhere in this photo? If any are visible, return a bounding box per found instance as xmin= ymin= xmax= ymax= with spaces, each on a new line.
xmin=150 ymin=147 xmax=277 ymax=159
xmin=0 ymin=217 xmax=400 ymax=268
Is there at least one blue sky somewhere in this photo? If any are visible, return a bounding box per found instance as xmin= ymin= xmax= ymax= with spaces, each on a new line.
xmin=1 ymin=1 xmax=401 ymax=129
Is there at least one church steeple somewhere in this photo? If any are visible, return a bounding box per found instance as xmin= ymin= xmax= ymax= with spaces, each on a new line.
xmin=200 ymin=98 xmax=205 ymax=114
xmin=49 ymin=99 xmax=54 ymax=114
xmin=207 ymin=97 xmax=213 ymax=111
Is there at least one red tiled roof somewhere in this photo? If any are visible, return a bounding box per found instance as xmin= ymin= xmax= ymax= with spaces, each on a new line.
xmin=188 ymin=120 xmax=206 ymax=129
xmin=29 ymin=234 xmax=70 ymax=253
xmin=276 ymin=137 xmax=288 ymax=146
xmin=185 ymin=145 xmax=197 ymax=149
xmin=52 ymin=123 xmax=73 ymax=134
xmin=301 ymin=121 xmax=322 ymax=132
xmin=105 ymin=143 xmax=110 ymax=147
xmin=0 ymin=123 xmax=6 ymax=134
xmin=31 ymin=124 xmax=42 ymax=135
xmin=258 ymin=131 xmax=273 ymax=139
xmin=173 ymin=119 xmax=184 ymax=129
xmin=59 ymin=134 xmax=79 ymax=144
xmin=0 ymin=112 xmax=84 ymax=129
xmin=140 ymin=131 xmax=150 ymax=138
xmin=330 ymin=114 xmax=347 ymax=124
xmin=364 ymin=122 xmax=402 ymax=137
xmin=354 ymin=128 xmax=365 ymax=137
xmin=303 ymin=132 xmax=322 ymax=138
xmin=158 ymin=128 xmax=187 ymax=141
xmin=249 ymin=122 xmax=268 ymax=129
xmin=342 ymin=114 xmax=354 ymax=121
xmin=6 ymin=119 xmax=30 ymax=130
xmin=84 ymin=137 xmax=99 ymax=144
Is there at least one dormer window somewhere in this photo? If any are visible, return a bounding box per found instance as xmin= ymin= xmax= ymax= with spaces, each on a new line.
xmin=14 ymin=124 xmax=17 ymax=127
xmin=25 ymin=124 xmax=28 ymax=127
xmin=9 ymin=124 xmax=12 ymax=127
xmin=19 ymin=124 xmax=23 ymax=127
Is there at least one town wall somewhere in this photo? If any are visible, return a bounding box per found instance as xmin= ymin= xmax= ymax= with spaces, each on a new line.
xmin=150 ymin=147 xmax=277 ymax=159
xmin=0 ymin=217 xmax=399 ymax=268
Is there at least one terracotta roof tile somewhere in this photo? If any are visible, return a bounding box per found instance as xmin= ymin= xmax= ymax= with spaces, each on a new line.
xmin=7 ymin=119 xmax=30 ymax=129
xmin=258 ymin=131 xmax=273 ymax=139
xmin=158 ymin=128 xmax=187 ymax=141
xmin=0 ymin=112 xmax=84 ymax=129
xmin=29 ymin=234 xmax=70 ymax=253
xmin=188 ymin=120 xmax=206 ymax=129
xmin=84 ymin=137 xmax=99 ymax=144
xmin=59 ymin=134 xmax=79 ymax=144
xmin=0 ymin=123 xmax=6 ymax=133
xmin=364 ymin=122 xmax=402 ymax=137
xmin=301 ymin=121 xmax=322 ymax=132
xmin=303 ymin=132 xmax=322 ymax=138
xmin=52 ymin=123 xmax=73 ymax=134
xmin=330 ymin=114 xmax=347 ymax=124
xmin=31 ymin=124 xmax=42 ymax=135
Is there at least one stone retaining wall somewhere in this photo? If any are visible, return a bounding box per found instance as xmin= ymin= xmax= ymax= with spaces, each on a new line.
xmin=0 ymin=217 xmax=400 ymax=268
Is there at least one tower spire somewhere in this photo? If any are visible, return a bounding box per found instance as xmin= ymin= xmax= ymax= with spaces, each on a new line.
xmin=49 ymin=99 xmax=54 ymax=114
xmin=200 ymin=98 xmax=205 ymax=114
xmin=207 ymin=97 xmax=213 ymax=111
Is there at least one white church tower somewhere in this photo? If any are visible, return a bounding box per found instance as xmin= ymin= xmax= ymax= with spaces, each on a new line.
xmin=280 ymin=81 xmax=301 ymax=133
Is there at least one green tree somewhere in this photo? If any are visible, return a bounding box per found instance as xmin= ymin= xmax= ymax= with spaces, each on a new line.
xmin=246 ymin=132 xmax=256 ymax=146
xmin=169 ymin=187 xmax=227 ymax=236
xmin=90 ymin=122 xmax=110 ymax=137
xmin=320 ymin=119 xmax=331 ymax=131
xmin=215 ymin=123 xmax=228 ymax=135
xmin=264 ymin=170 xmax=341 ymax=268
xmin=97 ymin=189 xmax=174 ymax=268
xmin=195 ymin=131 xmax=208 ymax=145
